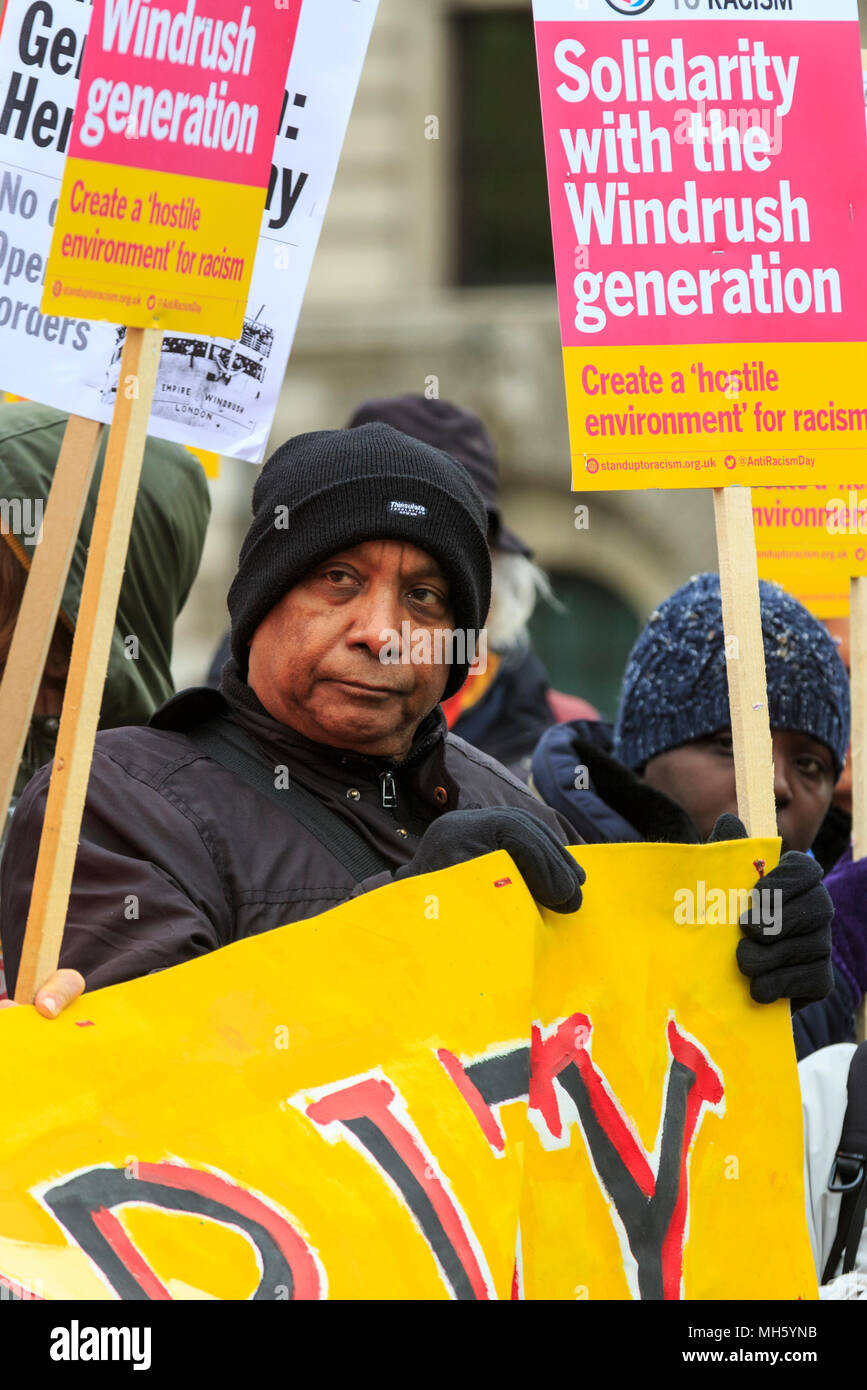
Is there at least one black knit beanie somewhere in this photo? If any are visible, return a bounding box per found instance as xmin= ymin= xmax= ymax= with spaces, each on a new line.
xmin=227 ymin=423 xmax=491 ymax=699
xmin=347 ymin=394 xmax=533 ymax=556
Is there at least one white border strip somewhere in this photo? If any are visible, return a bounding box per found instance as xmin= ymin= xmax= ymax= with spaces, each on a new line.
xmin=533 ymin=1 xmax=858 ymax=23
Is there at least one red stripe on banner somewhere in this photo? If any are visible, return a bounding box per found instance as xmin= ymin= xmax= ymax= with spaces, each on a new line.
xmin=92 ymin=1207 xmax=173 ymax=1300
xmin=660 ymin=1021 xmax=724 ymax=1300
xmin=573 ymin=1048 xmax=655 ymax=1198
xmin=308 ymin=1078 xmax=491 ymax=1300
xmin=437 ymin=1048 xmax=506 ymax=1153
xmin=0 ymin=1272 xmax=43 ymax=1301
xmin=136 ymin=1162 xmax=322 ymax=1299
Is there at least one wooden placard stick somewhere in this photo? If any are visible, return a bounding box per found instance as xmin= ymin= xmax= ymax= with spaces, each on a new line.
xmin=713 ymin=486 xmax=777 ymax=840
xmin=0 ymin=415 xmax=104 ymax=832
xmin=850 ymin=575 xmax=867 ymax=1040
xmin=14 ymin=329 xmax=163 ymax=1003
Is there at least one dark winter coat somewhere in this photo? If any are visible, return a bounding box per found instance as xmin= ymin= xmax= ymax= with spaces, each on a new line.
xmin=209 ymin=635 xmax=598 ymax=784
xmin=0 ymin=671 xmax=572 ymax=996
xmin=0 ymin=402 xmax=211 ymax=799
xmin=530 ymin=719 xmax=859 ymax=1061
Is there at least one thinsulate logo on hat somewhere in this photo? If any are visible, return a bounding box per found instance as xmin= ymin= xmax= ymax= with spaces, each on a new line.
xmin=389 ymin=501 xmax=427 ymax=517
xmin=605 ymin=0 xmax=655 ymax=13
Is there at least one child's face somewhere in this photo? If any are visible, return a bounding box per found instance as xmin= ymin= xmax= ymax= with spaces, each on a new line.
xmin=641 ymin=729 xmax=836 ymax=853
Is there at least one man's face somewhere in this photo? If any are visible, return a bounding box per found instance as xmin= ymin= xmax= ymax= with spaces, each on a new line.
xmin=247 ymin=539 xmax=454 ymax=760
xmin=641 ymin=729 xmax=837 ymax=853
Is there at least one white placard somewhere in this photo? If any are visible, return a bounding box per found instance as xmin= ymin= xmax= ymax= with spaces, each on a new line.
xmin=531 ymin=1 xmax=857 ymax=22
xmin=0 ymin=0 xmax=377 ymax=461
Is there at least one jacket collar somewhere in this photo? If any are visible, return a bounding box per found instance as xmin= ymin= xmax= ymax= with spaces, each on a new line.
xmin=152 ymin=662 xmax=449 ymax=781
xmin=531 ymin=719 xmax=702 ymax=845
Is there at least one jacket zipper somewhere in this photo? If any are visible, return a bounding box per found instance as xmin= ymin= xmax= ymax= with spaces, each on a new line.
xmin=380 ymin=770 xmax=397 ymax=809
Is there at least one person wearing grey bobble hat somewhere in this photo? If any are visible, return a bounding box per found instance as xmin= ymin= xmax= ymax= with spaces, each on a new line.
xmin=531 ymin=572 xmax=859 ymax=1054
xmin=0 ymin=423 xmax=583 ymax=997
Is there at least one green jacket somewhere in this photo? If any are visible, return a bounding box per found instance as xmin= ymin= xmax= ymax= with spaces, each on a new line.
xmin=0 ymin=402 xmax=211 ymax=798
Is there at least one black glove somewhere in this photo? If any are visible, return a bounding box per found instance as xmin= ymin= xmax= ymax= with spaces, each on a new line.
xmin=395 ymin=808 xmax=585 ymax=913
xmin=708 ymin=814 xmax=833 ymax=1008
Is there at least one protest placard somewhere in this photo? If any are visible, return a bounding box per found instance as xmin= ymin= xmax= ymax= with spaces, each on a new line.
xmin=41 ymin=0 xmax=299 ymax=338
xmin=0 ymin=844 xmax=817 ymax=1302
xmin=753 ymin=484 xmax=867 ymax=619
xmin=8 ymin=3 xmax=307 ymax=1003
xmin=0 ymin=0 xmax=378 ymax=459
xmin=532 ymin=0 xmax=867 ymax=490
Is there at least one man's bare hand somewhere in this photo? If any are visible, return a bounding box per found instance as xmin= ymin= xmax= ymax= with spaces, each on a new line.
xmin=0 ymin=969 xmax=85 ymax=1017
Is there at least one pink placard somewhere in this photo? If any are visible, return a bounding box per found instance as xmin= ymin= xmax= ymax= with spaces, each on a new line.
xmin=70 ymin=0 xmax=301 ymax=186
xmin=535 ymin=19 xmax=867 ymax=348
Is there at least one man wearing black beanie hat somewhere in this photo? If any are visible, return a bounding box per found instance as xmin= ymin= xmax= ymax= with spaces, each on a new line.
xmin=0 ymin=425 xmax=584 ymax=996
xmin=227 ymin=422 xmax=492 ymax=706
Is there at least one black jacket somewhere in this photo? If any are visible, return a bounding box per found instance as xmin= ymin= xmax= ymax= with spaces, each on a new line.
xmin=210 ymin=635 xmax=591 ymax=785
xmin=531 ymin=719 xmax=859 ymax=1062
xmin=0 ymin=673 xmax=570 ymax=995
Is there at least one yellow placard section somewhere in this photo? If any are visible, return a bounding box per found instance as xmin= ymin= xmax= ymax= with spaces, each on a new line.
xmin=521 ymin=841 xmax=815 ymax=1302
xmin=0 ymin=855 xmax=535 ymax=1302
xmin=0 ymin=843 xmax=817 ymax=1302
xmin=753 ymin=485 xmax=867 ymax=618
xmin=43 ymin=159 xmax=262 ymax=336
xmin=567 ymin=342 xmax=867 ymax=489
xmin=185 ymin=446 xmax=221 ymax=480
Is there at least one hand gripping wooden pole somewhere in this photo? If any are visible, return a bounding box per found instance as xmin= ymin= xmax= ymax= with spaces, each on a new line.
xmin=713 ymin=486 xmax=777 ymax=840
xmin=850 ymin=575 xmax=867 ymax=1041
xmin=14 ymin=329 xmax=163 ymax=1003
xmin=0 ymin=415 xmax=104 ymax=833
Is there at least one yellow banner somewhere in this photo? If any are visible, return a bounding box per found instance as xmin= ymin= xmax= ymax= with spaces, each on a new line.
xmin=522 ymin=842 xmax=810 ymax=1300
xmin=0 ymin=842 xmax=817 ymax=1301
xmin=44 ymin=159 xmax=261 ymax=335
xmin=752 ymin=484 xmax=867 ymax=618
xmin=567 ymin=342 xmax=867 ymax=490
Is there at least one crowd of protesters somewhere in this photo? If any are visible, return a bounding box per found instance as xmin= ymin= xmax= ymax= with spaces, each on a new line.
xmin=0 ymin=392 xmax=864 ymax=1297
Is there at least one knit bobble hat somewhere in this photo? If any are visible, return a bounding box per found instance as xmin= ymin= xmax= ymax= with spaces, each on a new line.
xmin=227 ymin=423 xmax=491 ymax=699
xmin=613 ymin=573 xmax=851 ymax=778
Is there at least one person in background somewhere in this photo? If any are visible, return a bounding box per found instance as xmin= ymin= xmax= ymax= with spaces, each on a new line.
xmin=800 ymin=1041 xmax=867 ymax=1299
xmin=805 ymin=615 xmax=867 ymax=1060
xmin=0 ymin=401 xmax=211 ymax=1001
xmin=531 ymin=573 xmax=862 ymax=1056
xmin=812 ymin=616 xmax=852 ymax=874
